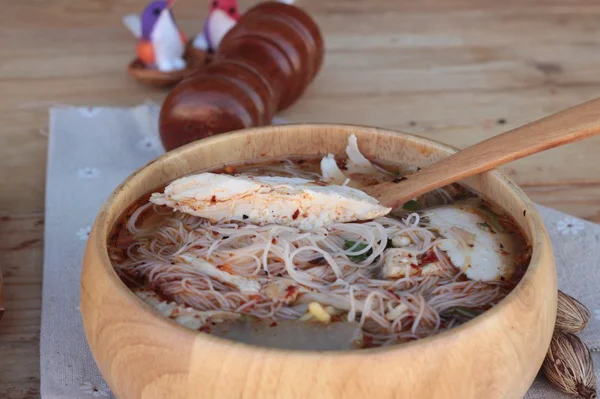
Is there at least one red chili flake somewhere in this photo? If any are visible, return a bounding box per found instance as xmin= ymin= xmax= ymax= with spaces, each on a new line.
xmin=500 ymin=250 xmax=511 ymax=256
xmin=217 ymin=264 xmax=234 ymax=274
xmin=292 ymin=209 xmax=300 ymax=220
xmin=420 ymin=250 xmax=438 ymax=264
xmin=387 ymin=289 xmax=400 ymax=299
xmin=272 ymin=238 xmax=278 ymax=244
xmin=284 ymin=286 xmax=297 ymax=299
xmin=331 ymin=315 xmax=341 ymax=322
xmin=210 ymin=195 xmax=217 ymax=204
xmin=309 ymin=257 xmax=326 ymax=265
xmin=363 ymin=335 xmax=375 ymax=347
xmin=171 ymin=308 xmax=180 ymax=316
xmin=199 ymin=326 xmax=211 ymax=333
xmin=270 ymin=322 xmax=278 ymax=327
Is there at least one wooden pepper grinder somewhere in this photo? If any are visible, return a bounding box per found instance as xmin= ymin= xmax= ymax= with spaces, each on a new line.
xmin=159 ymin=1 xmax=324 ymax=151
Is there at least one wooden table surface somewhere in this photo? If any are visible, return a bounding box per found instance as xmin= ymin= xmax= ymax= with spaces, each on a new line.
xmin=2 ymin=0 xmax=600 ymax=396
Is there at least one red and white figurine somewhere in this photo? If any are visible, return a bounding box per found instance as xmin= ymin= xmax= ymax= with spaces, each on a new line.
xmin=192 ymin=0 xmax=241 ymax=53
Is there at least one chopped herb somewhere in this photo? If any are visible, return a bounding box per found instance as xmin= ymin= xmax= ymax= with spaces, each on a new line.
xmin=402 ymin=200 xmax=421 ymax=211
xmin=394 ymin=169 xmax=401 ymax=177
xmin=442 ymin=306 xmax=482 ymax=321
xmin=344 ymin=239 xmax=392 ymax=262
xmin=475 ymin=207 xmax=505 ymax=233
xmin=344 ymin=240 xmax=371 ymax=262
xmin=477 ymin=222 xmax=491 ymax=232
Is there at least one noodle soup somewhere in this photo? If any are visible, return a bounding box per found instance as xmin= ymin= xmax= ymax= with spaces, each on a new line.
xmin=108 ymin=141 xmax=531 ymax=350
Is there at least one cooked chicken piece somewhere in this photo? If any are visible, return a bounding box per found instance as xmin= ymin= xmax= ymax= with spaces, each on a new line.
xmin=320 ymin=154 xmax=348 ymax=185
xmin=424 ymin=205 xmax=519 ymax=281
xmin=384 ymin=303 xmax=409 ymax=321
xmin=319 ymin=134 xmax=392 ymax=189
xmin=261 ymin=278 xmax=305 ymax=304
xmin=151 ymin=173 xmax=391 ymax=230
xmin=345 ymin=134 xmax=379 ymax=175
xmin=134 ymin=290 xmax=240 ymax=330
xmin=391 ymin=235 xmax=411 ymax=247
xmin=178 ymin=254 xmax=261 ymax=294
xmin=382 ymin=248 xmax=445 ymax=279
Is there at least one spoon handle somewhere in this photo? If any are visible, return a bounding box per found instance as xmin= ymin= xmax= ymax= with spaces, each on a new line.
xmin=365 ymin=97 xmax=600 ymax=209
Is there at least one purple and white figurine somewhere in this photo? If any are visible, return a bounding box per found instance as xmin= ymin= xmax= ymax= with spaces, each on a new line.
xmin=123 ymin=0 xmax=187 ymax=72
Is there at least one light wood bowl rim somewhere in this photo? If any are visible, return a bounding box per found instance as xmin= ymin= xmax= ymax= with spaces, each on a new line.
xmin=83 ymin=123 xmax=553 ymax=358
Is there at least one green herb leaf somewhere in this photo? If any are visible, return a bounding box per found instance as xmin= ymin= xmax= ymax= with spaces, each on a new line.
xmin=477 ymin=222 xmax=491 ymax=232
xmin=402 ymin=200 xmax=421 ymax=211
xmin=344 ymin=240 xmax=371 ymax=262
xmin=475 ymin=208 xmax=505 ymax=233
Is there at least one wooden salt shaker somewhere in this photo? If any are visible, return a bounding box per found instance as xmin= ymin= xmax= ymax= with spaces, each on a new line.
xmin=159 ymin=1 xmax=324 ymax=151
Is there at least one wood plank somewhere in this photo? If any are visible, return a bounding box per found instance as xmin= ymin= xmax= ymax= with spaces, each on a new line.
xmin=1 ymin=0 xmax=599 ymax=393
xmin=0 ymin=215 xmax=43 ymax=390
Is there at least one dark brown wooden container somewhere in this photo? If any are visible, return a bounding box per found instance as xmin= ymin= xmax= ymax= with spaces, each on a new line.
xmin=159 ymin=2 xmax=324 ymax=151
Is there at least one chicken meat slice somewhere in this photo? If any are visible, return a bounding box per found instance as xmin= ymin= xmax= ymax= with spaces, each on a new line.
xmin=150 ymin=173 xmax=391 ymax=230
xmin=319 ymin=134 xmax=390 ymax=188
xmin=178 ymin=254 xmax=261 ymax=294
xmin=320 ymin=154 xmax=348 ymax=185
xmin=424 ymin=205 xmax=520 ymax=282
xmin=382 ymin=248 xmax=445 ymax=279
xmin=134 ymin=289 xmax=241 ymax=330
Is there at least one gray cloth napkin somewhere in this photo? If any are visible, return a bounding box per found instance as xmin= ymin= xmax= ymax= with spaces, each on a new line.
xmin=41 ymin=104 xmax=600 ymax=398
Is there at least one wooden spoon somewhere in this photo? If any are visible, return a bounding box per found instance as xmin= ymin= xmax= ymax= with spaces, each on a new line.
xmin=364 ymin=97 xmax=600 ymax=210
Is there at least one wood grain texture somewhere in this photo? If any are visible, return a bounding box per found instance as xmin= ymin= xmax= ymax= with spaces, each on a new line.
xmin=366 ymin=98 xmax=600 ymax=209
xmin=1 ymin=0 xmax=599 ymax=395
xmin=81 ymin=125 xmax=557 ymax=399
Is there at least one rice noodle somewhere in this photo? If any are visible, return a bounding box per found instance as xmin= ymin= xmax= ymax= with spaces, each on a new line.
xmin=111 ymin=159 xmax=525 ymax=347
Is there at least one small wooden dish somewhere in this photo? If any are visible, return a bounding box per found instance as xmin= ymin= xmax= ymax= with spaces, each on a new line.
xmin=127 ymin=44 xmax=210 ymax=87
xmin=81 ymin=125 xmax=557 ymax=399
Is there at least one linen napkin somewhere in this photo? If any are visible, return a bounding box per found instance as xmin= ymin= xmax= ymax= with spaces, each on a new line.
xmin=41 ymin=104 xmax=600 ymax=398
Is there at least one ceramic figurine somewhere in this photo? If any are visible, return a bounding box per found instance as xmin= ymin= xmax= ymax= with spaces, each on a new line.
xmin=192 ymin=0 xmax=241 ymax=53
xmin=123 ymin=0 xmax=187 ymax=72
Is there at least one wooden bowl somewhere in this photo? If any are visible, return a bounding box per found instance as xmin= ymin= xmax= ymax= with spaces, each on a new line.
xmin=81 ymin=124 xmax=557 ymax=399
